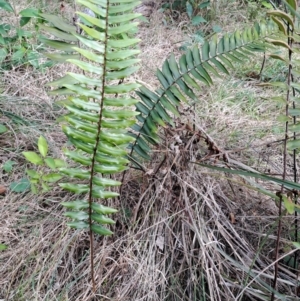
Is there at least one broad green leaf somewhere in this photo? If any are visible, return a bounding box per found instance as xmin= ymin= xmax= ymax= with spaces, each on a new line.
xmin=72 ymin=47 xmax=104 ymax=64
xmin=31 ymin=183 xmax=38 ymax=194
xmin=186 ymin=1 xmax=193 ymax=18
xmin=213 ymin=25 xmax=222 ymax=33
xmin=287 ymin=139 xmax=300 ymax=150
xmin=155 ymin=102 xmax=172 ymax=124
xmin=91 ymin=213 xmax=115 ymax=224
xmin=63 ymin=126 xmax=96 ymax=144
xmin=93 ymin=163 xmax=127 ymax=174
xmin=93 ymin=177 xmax=121 ymax=187
xmin=271 ymin=16 xmax=287 ymax=35
xmin=91 ymin=224 xmax=113 ymax=235
xmin=0 ymin=0 xmax=13 ymax=12
xmin=192 ymin=16 xmax=207 ymax=25
xmin=65 ymin=105 xmax=99 ymax=122
xmin=265 ymin=38 xmax=292 ymax=51
xmin=102 ymin=119 xmax=136 ymax=129
xmin=67 ymin=59 xmax=103 ymax=75
xmin=91 ymin=203 xmax=118 ymax=214
xmin=44 ymin=157 xmax=56 ymax=169
xmin=286 ymin=0 xmax=297 ymax=11
xmin=20 ymin=17 xmax=31 ymax=27
xmin=288 ymin=108 xmax=300 ymax=116
xmin=42 ymin=173 xmax=62 ymax=183
xmin=64 ymin=85 xmax=101 ymax=99
xmin=2 ymin=160 xmax=16 ymax=172
xmin=38 ymin=136 xmax=48 ymax=157
xmin=160 ymin=95 xmax=179 ymax=116
xmin=59 ymin=168 xmax=89 ymax=179
xmin=41 ymin=182 xmax=50 ymax=192
xmin=133 ymin=143 xmax=150 ymax=160
xmin=19 ymin=8 xmax=40 ymax=17
xmin=201 ymin=41 xmax=209 ymax=61
xmin=39 ymin=37 xmax=75 ymax=52
xmin=109 ymin=0 xmax=139 ymax=13
xmin=197 ymin=64 xmax=213 ymax=83
xmin=291 ymin=82 xmax=300 ymax=92
xmin=156 ymin=68 xmax=170 ymax=89
xmin=95 ymin=152 xmax=128 ymax=165
xmin=76 ymin=35 xmax=105 ymax=52
xmin=65 ymin=116 xmax=98 ymax=134
xmin=54 ymin=159 xmax=66 ymax=167
xmin=10 ymin=178 xmax=30 ymax=193
xmin=288 ymin=123 xmax=300 ymax=132
xmin=150 ymin=110 xmax=165 ymax=126
xmin=39 ymin=13 xmax=76 ymax=33
xmin=106 ymin=66 xmax=139 ymax=80
xmin=267 ymin=10 xmax=294 ymax=29
xmin=26 ymin=169 xmax=39 ymax=179
xmin=71 ymin=97 xmax=100 ymax=110
xmin=100 ymin=130 xmax=135 ymax=145
xmin=64 ymin=211 xmax=89 ymax=220
xmin=211 ymin=58 xmax=228 ymax=74
xmin=105 ymin=83 xmax=140 ymax=94
xmin=106 ymin=58 xmax=140 ymax=69
xmin=136 ymin=102 xmax=150 ymax=115
xmin=269 ymin=54 xmax=288 ymax=63
xmin=109 ymin=38 xmax=140 ymax=48
xmin=17 ymin=28 xmax=32 ymax=38
xmin=102 ymin=108 xmax=139 ymax=119
xmin=44 ymin=53 xmax=80 ymax=62
xmin=62 ymin=200 xmax=89 ymax=210
xmin=77 ymin=0 xmax=106 ymax=17
xmin=0 ymin=48 xmax=8 ymax=62
xmin=59 ymin=183 xmax=89 ymax=193
xmin=262 ymin=1 xmax=272 ymax=8
xmin=107 ymin=49 xmax=140 ymax=60
xmin=11 ymin=48 xmax=25 ymax=62
xmin=0 ymin=244 xmax=8 ymax=251
xmin=282 ymin=195 xmax=294 ymax=214
xmin=23 ymin=151 xmax=43 ymax=165
xmin=76 ymin=12 xmax=106 ymax=28
xmin=209 ymin=34 xmax=217 ymax=56
xmin=0 ymin=124 xmax=7 ymax=134
xmin=67 ymin=221 xmax=89 ymax=229
xmin=168 ymin=53 xmax=181 ymax=79
xmin=78 ymin=24 xmax=105 ymax=40
xmin=39 ymin=24 xmax=78 ymax=41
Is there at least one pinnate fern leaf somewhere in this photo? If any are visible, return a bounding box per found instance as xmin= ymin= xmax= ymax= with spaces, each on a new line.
xmin=129 ymin=21 xmax=279 ymax=163
xmin=40 ymin=0 xmax=141 ymax=235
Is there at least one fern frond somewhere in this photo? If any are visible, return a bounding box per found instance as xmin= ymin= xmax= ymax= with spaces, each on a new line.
xmin=129 ymin=21 xmax=279 ymax=163
xmin=40 ymin=1 xmax=141 ymax=236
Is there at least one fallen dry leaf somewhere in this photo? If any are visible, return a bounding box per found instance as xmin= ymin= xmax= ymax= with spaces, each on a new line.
xmin=229 ymin=212 xmax=236 ymax=224
xmin=0 ymin=185 xmax=6 ymax=195
xmin=156 ymin=235 xmax=164 ymax=251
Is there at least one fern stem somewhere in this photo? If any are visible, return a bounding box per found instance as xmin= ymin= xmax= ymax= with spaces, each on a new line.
xmin=86 ymin=0 xmax=110 ymax=292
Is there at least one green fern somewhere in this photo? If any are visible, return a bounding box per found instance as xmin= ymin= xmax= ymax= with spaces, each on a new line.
xmin=38 ymin=1 xmax=141 ymax=288
xmin=129 ymin=22 xmax=279 ymax=163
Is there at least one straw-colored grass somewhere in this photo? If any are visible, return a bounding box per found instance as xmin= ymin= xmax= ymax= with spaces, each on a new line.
xmin=1 ymin=1 xmax=300 ymax=300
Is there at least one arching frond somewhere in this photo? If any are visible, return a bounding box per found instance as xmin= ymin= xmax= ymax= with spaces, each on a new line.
xmin=129 ymin=22 xmax=278 ymax=164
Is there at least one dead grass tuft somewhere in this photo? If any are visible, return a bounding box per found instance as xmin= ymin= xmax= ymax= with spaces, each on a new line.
xmin=1 ymin=1 xmax=300 ymax=300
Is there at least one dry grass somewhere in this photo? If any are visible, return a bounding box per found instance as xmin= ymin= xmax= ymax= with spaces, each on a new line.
xmin=1 ymin=1 xmax=300 ymax=300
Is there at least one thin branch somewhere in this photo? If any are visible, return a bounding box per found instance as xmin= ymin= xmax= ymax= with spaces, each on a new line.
xmin=271 ymin=14 xmax=293 ymax=301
